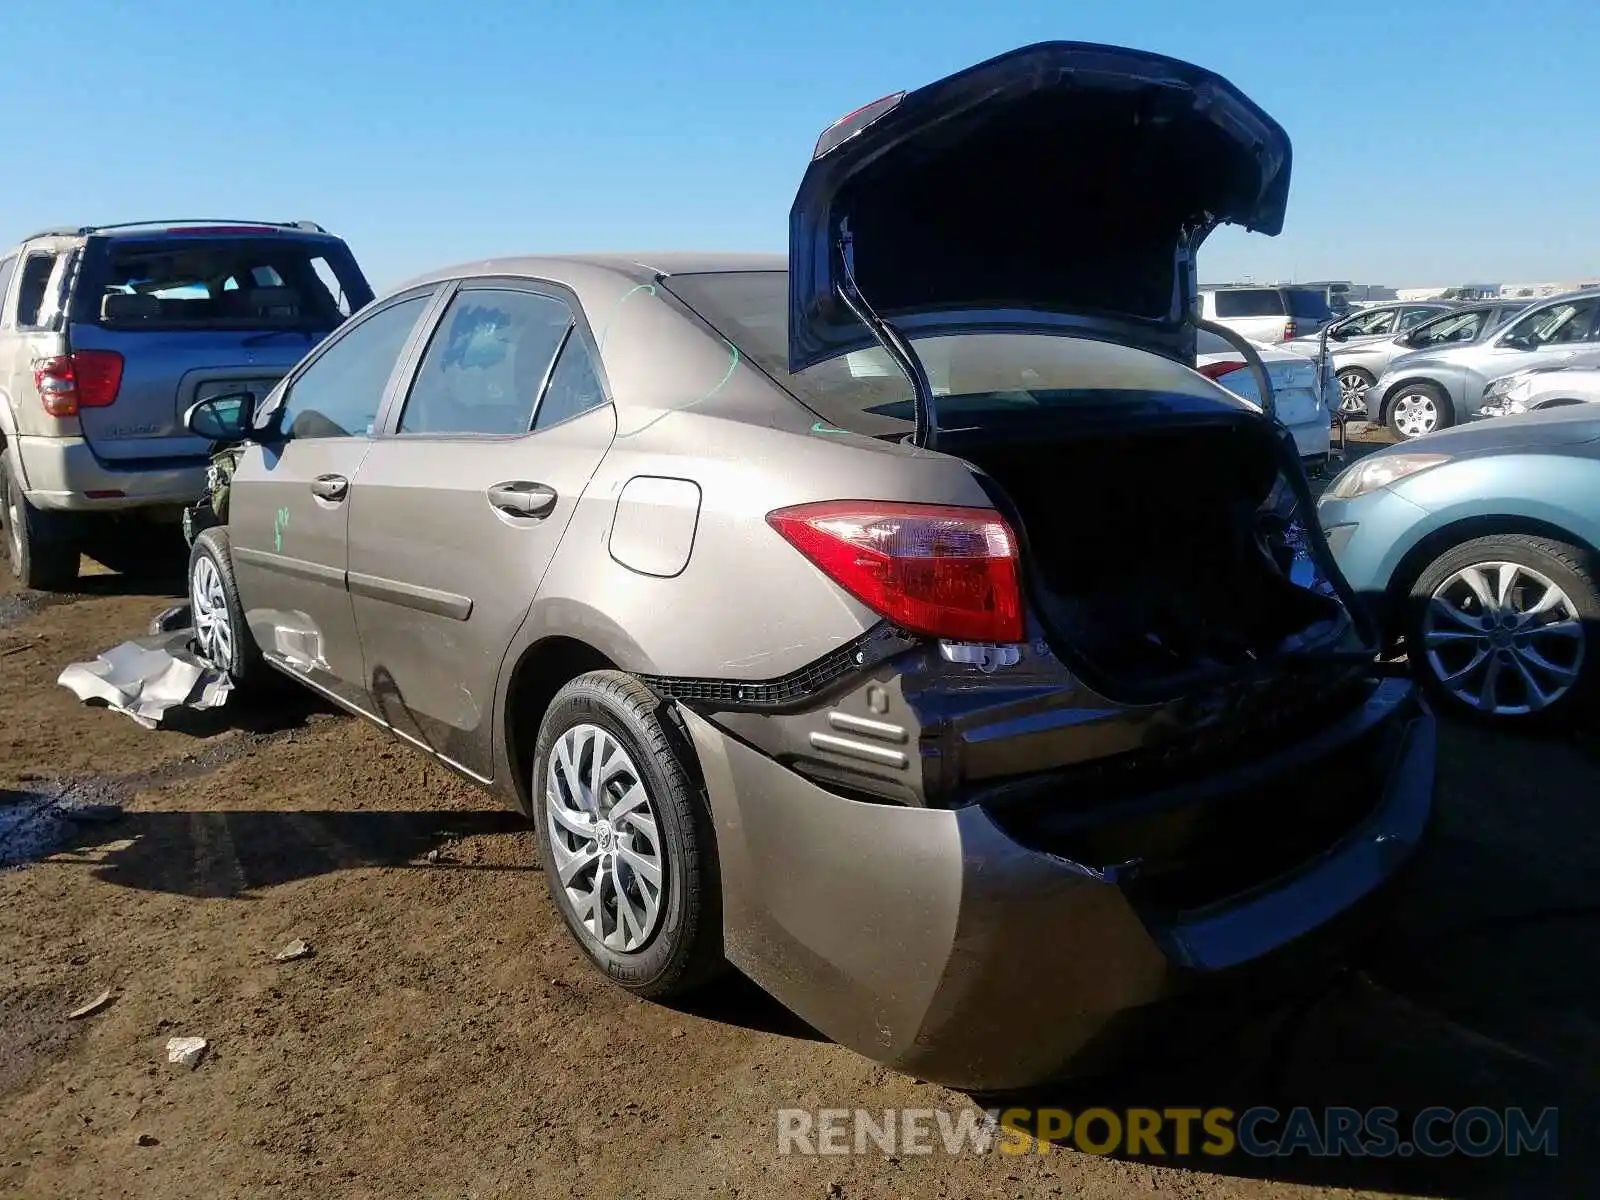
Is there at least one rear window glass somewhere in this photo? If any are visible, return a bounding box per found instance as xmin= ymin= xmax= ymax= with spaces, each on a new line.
xmin=1284 ymin=289 xmax=1332 ymax=320
xmin=81 ymin=236 xmax=372 ymax=330
xmin=665 ymin=270 xmax=1221 ymax=438
xmin=1212 ymin=289 xmax=1284 ymax=317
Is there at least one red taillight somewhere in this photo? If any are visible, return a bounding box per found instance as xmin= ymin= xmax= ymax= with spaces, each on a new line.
xmin=766 ymin=501 xmax=1025 ymax=643
xmin=33 ymin=351 xmax=124 ymax=417
xmin=1284 ymin=319 xmax=1299 ymax=340
xmin=1198 ymin=359 xmax=1247 ymax=381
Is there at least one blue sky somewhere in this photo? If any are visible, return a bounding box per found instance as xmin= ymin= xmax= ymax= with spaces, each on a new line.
xmin=3 ymin=0 xmax=1595 ymax=290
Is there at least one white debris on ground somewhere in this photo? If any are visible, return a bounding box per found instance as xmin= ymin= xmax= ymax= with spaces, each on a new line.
xmin=65 ymin=990 xmax=113 ymax=1020
xmin=273 ymin=939 xmax=312 ymax=962
xmin=57 ymin=631 xmax=231 ymax=729
xmin=165 ymin=1036 xmax=208 ymax=1069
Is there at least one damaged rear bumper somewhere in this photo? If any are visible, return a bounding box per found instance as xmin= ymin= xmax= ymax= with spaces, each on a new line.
xmin=679 ymin=677 xmax=1433 ymax=1091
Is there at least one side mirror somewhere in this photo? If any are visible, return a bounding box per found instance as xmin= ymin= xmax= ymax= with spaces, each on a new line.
xmin=1327 ymin=326 xmax=1350 ymax=342
xmin=184 ymin=391 xmax=255 ymax=442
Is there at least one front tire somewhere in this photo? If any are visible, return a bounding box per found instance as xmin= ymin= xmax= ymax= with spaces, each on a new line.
xmin=1336 ymin=367 xmax=1375 ymax=418
xmin=187 ymin=527 xmax=265 ymax=684
xmin=2 ymin=455 xmax=79 ymax=590
xmin=1406 ymin=533 xmax=1598 ymax=726
xmin=533 ymin=671 xmax=724 ymax=999
xmin=1386 ymin=381 xmax=1453 ymax=440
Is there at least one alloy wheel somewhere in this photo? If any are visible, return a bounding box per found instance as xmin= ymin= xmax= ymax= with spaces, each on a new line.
xmin=1337 ymin=371 xmax=1371 ymax=417
xmin=1391 ymin=391 xmax=1439 ymax=438
xmin=545 ymin=723 xmax=665 ymax=952
xmin=1422 ymin=561 xmax=1586 ymax=716
xmin=191 ymin=554 xmax=234 ymax=668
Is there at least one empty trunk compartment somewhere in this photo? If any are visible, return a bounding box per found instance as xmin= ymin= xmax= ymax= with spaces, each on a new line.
xmin=954 ymin=413 xmax=1351 ymax=701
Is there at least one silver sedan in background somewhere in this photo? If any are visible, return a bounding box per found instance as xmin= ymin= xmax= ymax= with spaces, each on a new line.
xmin=1479 ymin=348 xmax=1600 ymax=418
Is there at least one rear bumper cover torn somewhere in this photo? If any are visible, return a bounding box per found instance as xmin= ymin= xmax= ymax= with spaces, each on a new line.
xmin=680 ymin=677 xmax=1433 ymax=1091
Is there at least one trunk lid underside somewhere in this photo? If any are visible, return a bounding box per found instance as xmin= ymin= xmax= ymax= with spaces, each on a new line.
xmin=787 ymin=40 xmax=1292 ymax=374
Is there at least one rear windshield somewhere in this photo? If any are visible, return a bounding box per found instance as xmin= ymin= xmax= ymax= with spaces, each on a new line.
xmin=665 ymin=270 xmax=1221 ymax=437
xmin=1284 ymin=289 xmax=1332 ymax=320
xmin=1211 ymin=289 xmax=1284 ymax=318
xmin=74 ymin=235 xmax=373 ymax=331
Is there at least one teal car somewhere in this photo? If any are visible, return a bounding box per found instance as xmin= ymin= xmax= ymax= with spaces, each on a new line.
xmin=1317 ymin=407 xmax=1600 ymax=726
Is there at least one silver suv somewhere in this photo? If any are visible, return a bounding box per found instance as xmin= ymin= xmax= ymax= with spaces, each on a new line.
xmin=0 ymin=220 xmax=372 ymax=588
xmin=1196 ymin=285 xmax=1335 ymax=344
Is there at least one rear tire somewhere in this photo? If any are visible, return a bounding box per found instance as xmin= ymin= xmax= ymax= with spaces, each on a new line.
xmin=533 ymin=671 xmax=725 ymax=999
xmin=1405 ymin=533 xmax=1598 ymax=727
xmin=187 ymin=526 xmax=266 ymax=685
xmin=1385 ymin=381 xmax=1453 ymax=440
xmin=1 ymin=455 xmax=79 ymax=590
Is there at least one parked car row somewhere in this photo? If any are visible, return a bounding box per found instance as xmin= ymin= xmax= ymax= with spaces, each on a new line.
xmin=1335 ymin=289 xmax=1600 ymax=438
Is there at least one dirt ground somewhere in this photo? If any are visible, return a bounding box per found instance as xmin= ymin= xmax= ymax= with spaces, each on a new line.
xmin=3 ymin=442 xmax=1598 ymax=1199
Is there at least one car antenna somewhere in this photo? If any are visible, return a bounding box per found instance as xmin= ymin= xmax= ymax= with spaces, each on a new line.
xmin=834 ymin=221 xmax=939 ymax=450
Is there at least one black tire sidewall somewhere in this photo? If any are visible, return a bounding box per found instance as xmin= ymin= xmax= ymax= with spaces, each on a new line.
xmin=532 ymin=673 xmax=718 ymax=996
xmin=2 ymin=456 xmax=77 ymax=589
xmin=1386 ymin=381 xmax=1453 ymax=439
xmin=1406 ymin=534 xmax=1600 ymax=725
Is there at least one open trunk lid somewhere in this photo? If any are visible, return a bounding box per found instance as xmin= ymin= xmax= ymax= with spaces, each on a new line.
xmin=64 ymin=232 xmax=373 ymax=464
xmin=787 ymin=41 xmax=1291 ymax=376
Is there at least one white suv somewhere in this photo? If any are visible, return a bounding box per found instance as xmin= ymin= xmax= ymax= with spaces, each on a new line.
xmin=1198 ymin=285 xmax=1335 ymax=344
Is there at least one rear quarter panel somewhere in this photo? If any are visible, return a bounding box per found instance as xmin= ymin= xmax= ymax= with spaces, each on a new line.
xmin=523 ymin=403 xmax=995 ymax=680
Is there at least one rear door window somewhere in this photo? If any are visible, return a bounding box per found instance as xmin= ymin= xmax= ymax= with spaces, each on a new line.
xmin=1399 ymin=306 xmax=1440 ymax=330
xmin=533 ymin=335 xmax=607 ymax=430
xmin=1213 ymin=289 xmax=1284 ymax=317
xmin=81 ymin=236 xmax=372 ymax=330
xmin=397 ymin=289 xmax=574 ymax=436
xmin=275 ymin=294 xmax=431 ymax=439
xmin=16 ymin=253 xmax=60 ymax=329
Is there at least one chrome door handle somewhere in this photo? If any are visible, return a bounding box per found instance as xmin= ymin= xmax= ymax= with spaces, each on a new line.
xmin=310 ymin=474 xmax=349 ymax=501
xmin=486 ymin=481 xmax=557 ymax=518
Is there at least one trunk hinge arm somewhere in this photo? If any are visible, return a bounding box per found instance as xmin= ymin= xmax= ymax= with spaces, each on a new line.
xmin=834 ymin=225 xmax=940 ymax=449
xmin=1190 ymin=313 xmax=1277 ymax=420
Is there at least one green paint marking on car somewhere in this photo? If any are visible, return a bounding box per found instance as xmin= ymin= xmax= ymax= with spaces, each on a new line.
xmin=274 ymin=507 xmax=291 ymax=553
xmin=811 ymin=420 xmax=854 ymax=436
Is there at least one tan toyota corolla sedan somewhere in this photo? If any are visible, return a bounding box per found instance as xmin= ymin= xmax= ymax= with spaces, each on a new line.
xmin=180 ymin=41 xmax=1435 ymax=1091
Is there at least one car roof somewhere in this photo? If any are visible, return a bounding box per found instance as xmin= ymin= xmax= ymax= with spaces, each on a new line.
xmin=393 ymin=251 xmax=785 ymax=294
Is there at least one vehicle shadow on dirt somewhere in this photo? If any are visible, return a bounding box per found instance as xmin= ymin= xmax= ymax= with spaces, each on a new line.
xmin=32 ymin=805 xmax=535 ymax=898
xmin=977 ymin=720 xmax=1600 ymax=1197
